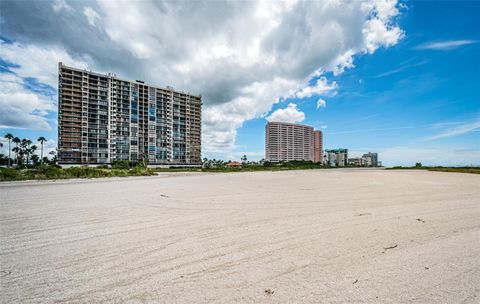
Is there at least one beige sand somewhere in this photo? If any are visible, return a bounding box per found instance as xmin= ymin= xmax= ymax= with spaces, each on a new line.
xmin=1 ymin=169 xmax=479 ymax=303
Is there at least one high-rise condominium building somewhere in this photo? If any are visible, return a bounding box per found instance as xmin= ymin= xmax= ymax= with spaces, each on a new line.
xmin=265 ymin=122 xmax=323 ymax=162
xmin=313 ymin=130 xmax=323 ymax=163
xmin=58 ymin=63 xmax=201 ymax=166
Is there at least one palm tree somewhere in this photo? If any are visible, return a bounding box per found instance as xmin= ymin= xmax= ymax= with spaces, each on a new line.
xmin=20 ymin=139 xmax=27 ymax=164
xmin=30 ymin=145 xmax=37 ymax=161
xmin=37 ymin=137 xmax=47 ymax=165
xmin=25 ymin=140 xmax=33 ymax=165
xmin=12 ymin=146 xmax=19 ymax=164
xmin=31 ymin=154 xmax=40 ymax=165
xmin=12 ymin=137 xmax=20 ymax=165
xmin=5 ymin=133 xmax=13 ymax=166
xmin=20 ymin=139 xmax=32 ymax=165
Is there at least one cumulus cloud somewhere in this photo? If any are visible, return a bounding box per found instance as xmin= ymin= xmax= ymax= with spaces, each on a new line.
xmin=317 ymin=99 xmax=326 ymax=109
xmin=1 ymin=0 xmax=405 ymax=154
xmin=362 ymin=0 xmax=404 ymax=53
xmin=0 ymin=73 xmax=55 ymax=130
xmin=84 ymin=6 xmax=100 ymax=27
xmin=52 ymin=0 xmax=73 ymax=13
xmin=266 ymin=103 xmax=305 ymax=124
xmin=0 ymin=39 xmax=90 ymax=130
xmin=0 ymin=39 xmax=90 ymax=87
xmin=296 ymin=77 xmax=338 ymax=99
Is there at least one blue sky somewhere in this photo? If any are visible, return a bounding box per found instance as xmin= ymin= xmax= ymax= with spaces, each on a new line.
xmin=234 ymin=1 xmax=480 ymax=165
xmin=0 ymin=0 xmax=479 ymax=166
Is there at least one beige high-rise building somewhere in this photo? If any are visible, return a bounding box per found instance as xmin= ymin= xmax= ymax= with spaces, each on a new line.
xmin=265 ymin=122 xmax=323 ymax=163
xmin=58 ymin=63 xmax=202 ymax=166
xmin=313 ymin=130 xmax=323 ymax=163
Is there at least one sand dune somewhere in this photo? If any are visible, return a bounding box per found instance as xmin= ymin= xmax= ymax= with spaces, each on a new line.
xmin=1 ymin=169 xmax=479 ymax=303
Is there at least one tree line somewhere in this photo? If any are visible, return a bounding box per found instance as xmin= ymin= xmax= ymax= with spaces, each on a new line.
xmin=0 ymin=133 xmax=56 ymax=166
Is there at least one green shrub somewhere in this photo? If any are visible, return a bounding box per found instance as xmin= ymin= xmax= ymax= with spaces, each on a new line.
xmin=44 ymin=167 xmax=62 ymax=179
xmin=0 ymin=168 xmax=19 ymax=181
xmin=111 ymin=160 xmax=130 ymax=170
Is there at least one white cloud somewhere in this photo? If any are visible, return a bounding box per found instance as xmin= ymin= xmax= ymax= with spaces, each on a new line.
xmin=0 ymin=40 xmax=90 ymax=87
xmin=415 ymin=40 xmax=478 ymax=50
xmin=203 ymin=78 xmax=296 ymax=153
xmin=0 ymin=40 xmax=90 ymax=131
xmin=425 ymin=119 xmax=480 ymax=141
xmin=2 ymin=0 xmax=405 ymax=156
xmin=266 ymin=103 xmax=305 ymax=124
xmin=363 ymin=18 xmax=404 ymax=53
xmin=0 ymin=73 xmax=55 ymax=130
xmin=296 ymin=77 xmax=338 ymax=99
xmin=331 ymin=50 xmax=356 ymax=76
xmin=361 ymin=0 xmax=404 ymax=53
xmin=95 ymin=0 xmax=403 ymax=153
xmin=84 ymin=7 xmax=100 ymax=27
xmin=316 ymin=98 xmax=326 ymax=109
xmin=52 ymin=0 xmax=73 ymax=13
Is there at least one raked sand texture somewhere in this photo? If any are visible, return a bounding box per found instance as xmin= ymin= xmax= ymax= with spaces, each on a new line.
xmin=1 ymin=169 xmax=479 ymax=303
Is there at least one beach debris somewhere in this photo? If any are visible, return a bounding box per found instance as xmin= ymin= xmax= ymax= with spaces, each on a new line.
xmin=382 ymin=244 xmax=398 ymax=253
xmin=357 ymin=213 xmax=372 ymax=216
xmin=416 ymin=218 xmax=425 ymax=223
xmin=424 ymin=267 xmax=429 ymax=270
xmin=265 ymin=289 xmax=274 ymax=295
xmin=0 ymin=270 xmax=11 ymax=277
xmin=353 ymin=279 xmax=359 ymax=284
xmin=160 ymin=194 xmax=169 ymax=198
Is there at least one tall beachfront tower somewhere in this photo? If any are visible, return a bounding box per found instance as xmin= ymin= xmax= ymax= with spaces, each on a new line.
xmin=313 ymin=130 xmax=323 ymax=163
xmin=57 ymin=63 xmax=202 ymax=166
xmin=265 ymin=122 xmax=315 ymax=162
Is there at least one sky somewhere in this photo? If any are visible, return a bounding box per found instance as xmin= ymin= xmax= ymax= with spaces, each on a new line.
xmin=0 ymin=0 xmax=479 ymax=166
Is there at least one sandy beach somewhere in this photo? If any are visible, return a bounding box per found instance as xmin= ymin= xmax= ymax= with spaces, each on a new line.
xmin=1 ymin=169 xmax=479 ymax=303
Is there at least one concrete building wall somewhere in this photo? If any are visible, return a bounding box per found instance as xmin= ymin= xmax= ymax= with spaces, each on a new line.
xmin=313 ymin=130 xmax=323 ymax=163
xmin=265 ymin=122 xmax=314 ymax=162
xmin=325 ymin=149 xmax=348 ymax=167
xmin=362 ymin=152 xmax=378 ymax=167
xmin=58 ymin=63 xmax=202 ymax=165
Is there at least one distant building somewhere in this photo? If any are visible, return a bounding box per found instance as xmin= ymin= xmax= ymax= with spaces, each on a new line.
xmin=265 ymin=122 xmax=315 ymax=162
xmin=348 ymin=157 xmax=362 ymax=166
xmin=348 ymin=152 xmax=380 ymax=167
xmin=362 ymin=152 xmax=378 ymax=167
xmin=225 ymin=161 xmax=242 ymax=168
xmin=323 ymin=153 xmax=329 ymax=164
xmin=325 ymin=149 xmax=348 ymax=167
xmin=313 ymin=130 xmax=323 ymax=163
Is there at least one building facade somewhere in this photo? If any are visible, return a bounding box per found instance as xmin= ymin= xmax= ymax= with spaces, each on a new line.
xmin=313 ymin=130 xmax=323 ymax=163
xmin=348 ymin=157 xmax=362 ymax=166
xmin=325 ymin=149 xmax=348 ymax=167
xmin=362 ymin=152 xmax=378 ymax=167
xmin=348 ymin=153 xmax=379 ymax=167
xmin=265 ymin=122 xmax=323 ymax=163
xmin=58 ymin=63 xmax=202 ymax=166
